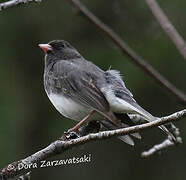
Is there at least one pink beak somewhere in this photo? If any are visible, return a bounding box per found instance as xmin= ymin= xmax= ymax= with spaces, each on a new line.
xmin=38 ymin=44 xmax=53 ymax=53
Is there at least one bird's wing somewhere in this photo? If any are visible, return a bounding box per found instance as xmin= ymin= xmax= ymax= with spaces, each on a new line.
xmin=103 ymin=70 xmax=155 ymax=120
xmin=103 ymin=70 xmax=176 ymax=141
xmin=51 ymin=60 xmax=111 ymax=115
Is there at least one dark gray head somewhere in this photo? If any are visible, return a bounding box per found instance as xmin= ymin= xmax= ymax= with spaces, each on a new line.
xmin=39 ymin=40 xmax=82 ymax=66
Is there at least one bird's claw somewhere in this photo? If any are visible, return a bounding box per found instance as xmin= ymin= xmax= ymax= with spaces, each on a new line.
xmin=63 ymin=131 xmax=80 ymax=140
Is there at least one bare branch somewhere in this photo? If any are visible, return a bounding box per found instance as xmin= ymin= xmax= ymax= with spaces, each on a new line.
xmin=0 ymin=109 xmax=185 ymax=179
xmin=0 ymin=0 xmax=41 ymax=11
xmin=17 ymin=172 xmax=31 ymax=180
xmin=141 ymin=139 xmax=174 ymax=158
xmin=67 ymin=0 xmax=186 ymax=105
xmin=0 ymin=1 xmax=185 ymax=179
xmin=141 ymin=122 xmax=183 ymax=158
xmin=146 ymin=0 xmax=186 ymax=61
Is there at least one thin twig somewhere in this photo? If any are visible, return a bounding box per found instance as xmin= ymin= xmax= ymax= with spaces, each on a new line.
xmin=17 ymin=172 xmax=31 ymax=180
xmin=0 ymin=109 xmax=185 ymax=180
xmin=0 ymin=0 xmax=41 ymax=11
xmin=146 ymin=0 xmax=186 ymax=61
xmin=67 ymin=0 xmax=186 ymax=105
xmin=141 ymin=122 xmax=182 ymax=158
xmin=141 ymin=139 xmax=174 ymax=158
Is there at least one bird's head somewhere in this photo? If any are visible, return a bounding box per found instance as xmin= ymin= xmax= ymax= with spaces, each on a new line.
xmin=39 ymin=40 xmax=82 ymax=65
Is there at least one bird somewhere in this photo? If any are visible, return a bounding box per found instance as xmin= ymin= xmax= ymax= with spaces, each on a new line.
xmin=39 ymin=40 xmax=174 ymax=145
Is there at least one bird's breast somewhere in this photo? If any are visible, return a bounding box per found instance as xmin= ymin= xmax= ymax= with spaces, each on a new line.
xmin=47 ymin=93 xmax=93 ymax=121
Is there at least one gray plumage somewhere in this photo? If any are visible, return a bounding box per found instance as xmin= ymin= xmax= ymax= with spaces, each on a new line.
xmin=40 ymin=40 xmax=175 ymax=145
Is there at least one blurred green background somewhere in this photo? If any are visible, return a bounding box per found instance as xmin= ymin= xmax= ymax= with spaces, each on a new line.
xmin=0 ymin=0 xmax=186 ymax=179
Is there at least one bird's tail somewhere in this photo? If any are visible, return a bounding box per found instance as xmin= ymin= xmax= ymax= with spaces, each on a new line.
xmin=100 ymin=119 xmax=141 ymax=146
xmin=140 ymin=110 xmax=176 ymax=141
xmin=158 ymin=123 xmax=176 ymax=141
xmin=129 ymin=105 xmax=176 ymax=141
xmin=101 ymin=114 xmax=142 ymax=146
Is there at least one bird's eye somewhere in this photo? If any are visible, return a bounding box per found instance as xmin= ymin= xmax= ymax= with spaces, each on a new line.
xmin=61 ymin=44 xmax=65 ymax=48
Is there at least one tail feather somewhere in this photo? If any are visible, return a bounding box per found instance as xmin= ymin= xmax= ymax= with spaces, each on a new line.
xmin=129 ymin=113 xmax=176 ymax=141
xmin=130 ymin=132 xmax=141 ymax=139
xmin=118 ymin=135 xmax=134 ymax=146
xmin=121 ymin=123 xmax=141 ymax=139
xmin=100 ymin=119 xmax=137 ymax=146
xmin=159 ymin=125 xmax=176 ymax=141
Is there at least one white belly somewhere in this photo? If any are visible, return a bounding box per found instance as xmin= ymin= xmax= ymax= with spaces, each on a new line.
xmin=47 ymin=93 xmax=93 ymax=121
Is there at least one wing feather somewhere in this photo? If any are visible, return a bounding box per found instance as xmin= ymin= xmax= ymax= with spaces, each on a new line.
xmin=52 ymin=60 xmax=110 ymax=114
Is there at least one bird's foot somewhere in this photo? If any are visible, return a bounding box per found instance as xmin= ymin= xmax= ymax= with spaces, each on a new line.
xmin=59 ymin=131 xmax=80 ymax=141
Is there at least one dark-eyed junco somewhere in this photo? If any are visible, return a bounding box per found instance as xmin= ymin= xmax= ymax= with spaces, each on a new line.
xmin=39 ymin=40 xmax=174 ymax=145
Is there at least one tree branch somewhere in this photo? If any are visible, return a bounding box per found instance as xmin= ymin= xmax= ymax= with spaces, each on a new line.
xmin=17 ymin=172 xmax=31 ymax=180
xmin=141 ymin=139 xmax=175 ymax=158
xmin=141 ymin=122 xmax=182 ymax=157
xmin=146 ymin=0 xmax=186 ymax=61
xmin=0 ymin=0 xmax=41 ymax=11
xmin=0 ymin=1 xmax=186 ymax=179
xmin=0 ymin=109 xmax=185 ymax=179
xmin=67 ymin=0 xmax=186 ymax=105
